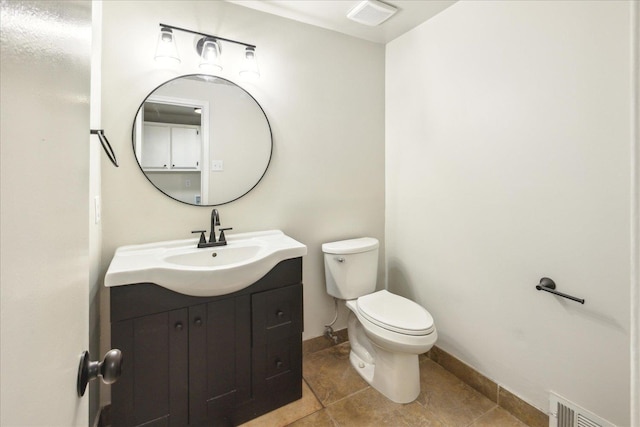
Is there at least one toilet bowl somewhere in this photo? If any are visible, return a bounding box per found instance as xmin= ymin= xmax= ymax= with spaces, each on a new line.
xmin=322 ymin=238 xmax=438 ymax=403
xmin=345 ymin=291 xmax=437 ymax=403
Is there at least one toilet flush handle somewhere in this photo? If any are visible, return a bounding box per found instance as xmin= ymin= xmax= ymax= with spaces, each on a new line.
xmin=335 ymin=257 xmax=345 ymax=263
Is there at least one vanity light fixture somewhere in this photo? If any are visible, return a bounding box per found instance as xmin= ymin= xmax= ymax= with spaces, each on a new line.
xmin=198 ymin=37 xmax=222 ymax=71
xmin=239 ymin=46 xmax=260 ymax=80
xmin=154 ymin=27 xmax=180 ymax=64
xmin=155 ymin=23 xmax=259 ymax=79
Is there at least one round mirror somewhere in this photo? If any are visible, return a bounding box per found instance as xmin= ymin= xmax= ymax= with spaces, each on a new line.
xmin=132 ymin=75 xmax=272 ymax=206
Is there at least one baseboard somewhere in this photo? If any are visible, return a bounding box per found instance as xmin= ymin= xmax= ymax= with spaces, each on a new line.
xmin=96 ymin=404 xmax=111 ymax=427
xmin=302 ymin=328 xmax=348 ymax=354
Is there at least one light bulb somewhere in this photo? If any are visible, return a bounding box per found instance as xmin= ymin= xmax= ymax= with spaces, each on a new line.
xmin=199 ymin=38 xmax=222 ymax=72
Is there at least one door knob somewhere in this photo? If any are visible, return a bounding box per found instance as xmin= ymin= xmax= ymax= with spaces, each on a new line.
xmin=77 ymin=349 xmax=123 ymax=397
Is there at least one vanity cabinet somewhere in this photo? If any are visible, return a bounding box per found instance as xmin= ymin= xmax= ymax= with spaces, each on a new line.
xmin=110 ymin=258 xmax=303 ymax=427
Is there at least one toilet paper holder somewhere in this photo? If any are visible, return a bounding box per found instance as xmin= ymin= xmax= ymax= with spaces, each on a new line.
xmin=535 ymin=277 xmax=585 ymax=304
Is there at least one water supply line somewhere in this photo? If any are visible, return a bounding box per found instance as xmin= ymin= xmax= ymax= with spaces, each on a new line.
xmin=324 ymin=297 xmax=339 ymax=344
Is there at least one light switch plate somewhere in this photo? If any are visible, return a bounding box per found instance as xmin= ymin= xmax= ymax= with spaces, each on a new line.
xmin=94 ymin=196 xmax=101 ymax=224
xmin=212 ymin=160 xmax=224 ymax=171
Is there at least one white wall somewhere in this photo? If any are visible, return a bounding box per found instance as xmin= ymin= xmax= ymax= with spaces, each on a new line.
xmin=100 ymin=0 xmax=384 ymax=369
xmin=386 ymin=1 xmax=633 ymax=425
xmin=207 ymin=83 xmax=272 ymax=204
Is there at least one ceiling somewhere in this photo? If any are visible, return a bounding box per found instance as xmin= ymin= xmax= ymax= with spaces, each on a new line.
xmin=226 ymin=0 xmax=457 ymax=44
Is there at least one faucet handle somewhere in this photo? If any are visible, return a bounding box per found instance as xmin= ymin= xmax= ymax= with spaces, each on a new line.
xmin=191 ymin=230 xmax=207 ymax=246
xmin=218 ymin=227 xmax=233 ymax=243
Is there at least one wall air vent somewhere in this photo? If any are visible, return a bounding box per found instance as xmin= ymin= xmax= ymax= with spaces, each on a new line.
xmin=549 ymin=392 xmax=616 ymax=427
xmin=347 ymin=0 xmax=398 ymax=27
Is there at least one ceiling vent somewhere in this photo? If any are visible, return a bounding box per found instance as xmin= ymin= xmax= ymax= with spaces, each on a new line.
xmin=347 ymin=0 xmax=398 ymax=27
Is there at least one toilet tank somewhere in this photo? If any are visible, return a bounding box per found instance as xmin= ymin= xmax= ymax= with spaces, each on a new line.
xmin=322 ymin=237 xmax=379 ymax=300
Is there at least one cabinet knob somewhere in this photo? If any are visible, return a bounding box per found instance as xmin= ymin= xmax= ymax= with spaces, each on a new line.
xmin=275 ymin=359 xmax=283 ymax=369
xmin=194 ymin=318 xmax=203 ymax=327
xmin=276 ymin=310 xmax=284 ymax=318
xmin=175 ymin=322 xmax=183 ymax=331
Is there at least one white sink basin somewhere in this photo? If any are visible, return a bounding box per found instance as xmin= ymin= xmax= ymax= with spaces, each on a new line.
xmin=164 ymin=245 xmax=263 ymax=267
xmin=105 ymin=230 xmax=307 ymax=296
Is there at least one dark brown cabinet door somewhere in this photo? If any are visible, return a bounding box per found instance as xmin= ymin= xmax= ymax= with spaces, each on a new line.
xmin=188 ymin=297 xmax=251 ymax=426
xmin=111 ymin=308 xmax=188 ymax=427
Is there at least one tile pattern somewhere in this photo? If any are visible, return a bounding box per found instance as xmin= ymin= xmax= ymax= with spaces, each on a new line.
xmin=416 ymin=357 xmax=497 ymax=426
xmin=427 ymin=347 xmax=498 ymax=403
xmin=469 ymin=407 xmax=534 ymax=427
xmin=302 ymin=341 xmax=368 ymax=406
xmin=427 ymin=347 xmax=548 ymax=427
xmin=289 ymin=409 xmax=336 ymax=427
xmin=254 ymin=341 xmax=536 ymax=427
xmin=326 ymin=387 xmax=445 ymax=426
xmin=240 ymin=380 xmax=322 ymax=427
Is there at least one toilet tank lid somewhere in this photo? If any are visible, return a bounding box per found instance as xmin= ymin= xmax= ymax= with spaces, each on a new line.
xmin=322 ymin=237 xmax=379 ymax=255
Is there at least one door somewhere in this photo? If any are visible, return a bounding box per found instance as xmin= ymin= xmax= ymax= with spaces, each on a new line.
xmin=0 ymin=1 xmax=92 ymax=425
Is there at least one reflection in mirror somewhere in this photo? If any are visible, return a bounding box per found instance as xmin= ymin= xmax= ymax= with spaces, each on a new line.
xmin=133 ymin=75 xmax=272 ymax=206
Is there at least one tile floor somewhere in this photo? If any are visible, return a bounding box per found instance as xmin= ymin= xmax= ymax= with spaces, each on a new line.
xmin=241 ymin=342 xmax=532 ymax=427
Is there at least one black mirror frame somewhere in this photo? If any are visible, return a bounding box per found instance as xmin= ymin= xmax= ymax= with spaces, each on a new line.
xmin=131 ymin=74 xmax=273 ymax=207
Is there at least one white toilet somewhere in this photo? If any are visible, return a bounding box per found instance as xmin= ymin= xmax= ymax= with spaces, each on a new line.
xmin=322 ymin=237 xmax=437 ymax=404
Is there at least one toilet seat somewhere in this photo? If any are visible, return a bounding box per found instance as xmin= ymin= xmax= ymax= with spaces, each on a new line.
xmin=356 ymin=290 xmax=434 ymax=336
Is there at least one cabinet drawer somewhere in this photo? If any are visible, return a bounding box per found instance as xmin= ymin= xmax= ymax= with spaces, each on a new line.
xmin=266 ymin=338 xmax=292 ymax=379
xmin=252 ymin=283 xmax=302 ymax=347
xmin=251 ymin=335 xmax=302 ymax=411
xmin=265 ymin=336 xmax=302 ymax=408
